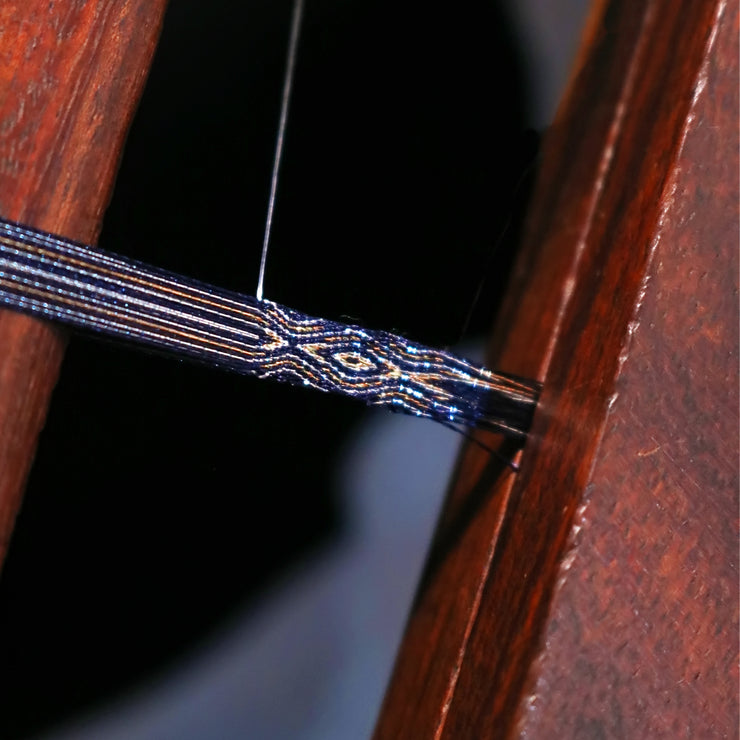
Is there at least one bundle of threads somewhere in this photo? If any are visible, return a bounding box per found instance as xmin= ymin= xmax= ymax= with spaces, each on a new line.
xmin=0 ymin=216 xmax=539 ymax=438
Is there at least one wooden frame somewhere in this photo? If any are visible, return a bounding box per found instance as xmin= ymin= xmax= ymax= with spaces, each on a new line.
xmin=374 ymin=1 xmax=738 ymax=737
xmin=0 ymin=0 xmax=169 ymax=567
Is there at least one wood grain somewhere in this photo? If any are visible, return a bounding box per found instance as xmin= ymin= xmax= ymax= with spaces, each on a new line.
xmin=0 ymin=2 xmax=168 ymax=567
xmin=374 ymin=0 xmax=738 ymax=737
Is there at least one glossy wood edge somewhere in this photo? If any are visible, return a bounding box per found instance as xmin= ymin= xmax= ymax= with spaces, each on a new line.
xmin=0 ymin=1 xmax=169 ymax=568
xmin=515 ymin=1 xmax=738 ymax=734
xmin=373 ymin=0 xmax=735 ymax=737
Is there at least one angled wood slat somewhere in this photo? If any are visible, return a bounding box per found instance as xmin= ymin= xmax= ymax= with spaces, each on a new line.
xmin=374 ymin=0 xmax=738 ymax=737
xmin=0 ymin=1 xmax=168 ymax=567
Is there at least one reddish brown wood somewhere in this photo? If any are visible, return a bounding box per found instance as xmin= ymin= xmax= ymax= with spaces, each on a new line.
xmin=0 ymin=2 xmax=168 ymax=567
xmin=374 ymin=0 xmax=738 ymax=737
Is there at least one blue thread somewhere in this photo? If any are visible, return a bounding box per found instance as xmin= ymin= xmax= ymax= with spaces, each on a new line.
xmin=0 ymin=215 xmax=540 ymax=437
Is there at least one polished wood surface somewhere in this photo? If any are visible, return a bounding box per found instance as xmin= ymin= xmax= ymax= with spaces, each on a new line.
xmin=374 ymin=0 xmax=738 ymax=737
xmin=0 ymin=1 xmax=168 ymax=567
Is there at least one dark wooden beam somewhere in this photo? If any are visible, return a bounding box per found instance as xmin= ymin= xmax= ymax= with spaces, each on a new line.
xmin=0 ymin=1 xmax=169 ymax=567
xmin=374 ymin=0 xmax=738 ymax=736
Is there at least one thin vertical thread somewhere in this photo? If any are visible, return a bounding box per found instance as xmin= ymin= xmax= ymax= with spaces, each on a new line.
xmin=256 ymin=0 xmax=305 ymax=301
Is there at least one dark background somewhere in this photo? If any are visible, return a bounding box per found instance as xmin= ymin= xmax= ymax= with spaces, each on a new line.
xmin=0 ymin=1 xmax=536 ymax=736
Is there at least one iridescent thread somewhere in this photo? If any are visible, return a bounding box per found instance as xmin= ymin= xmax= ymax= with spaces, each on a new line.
xmin=0 ymin=216 xmax=540 ymax=437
